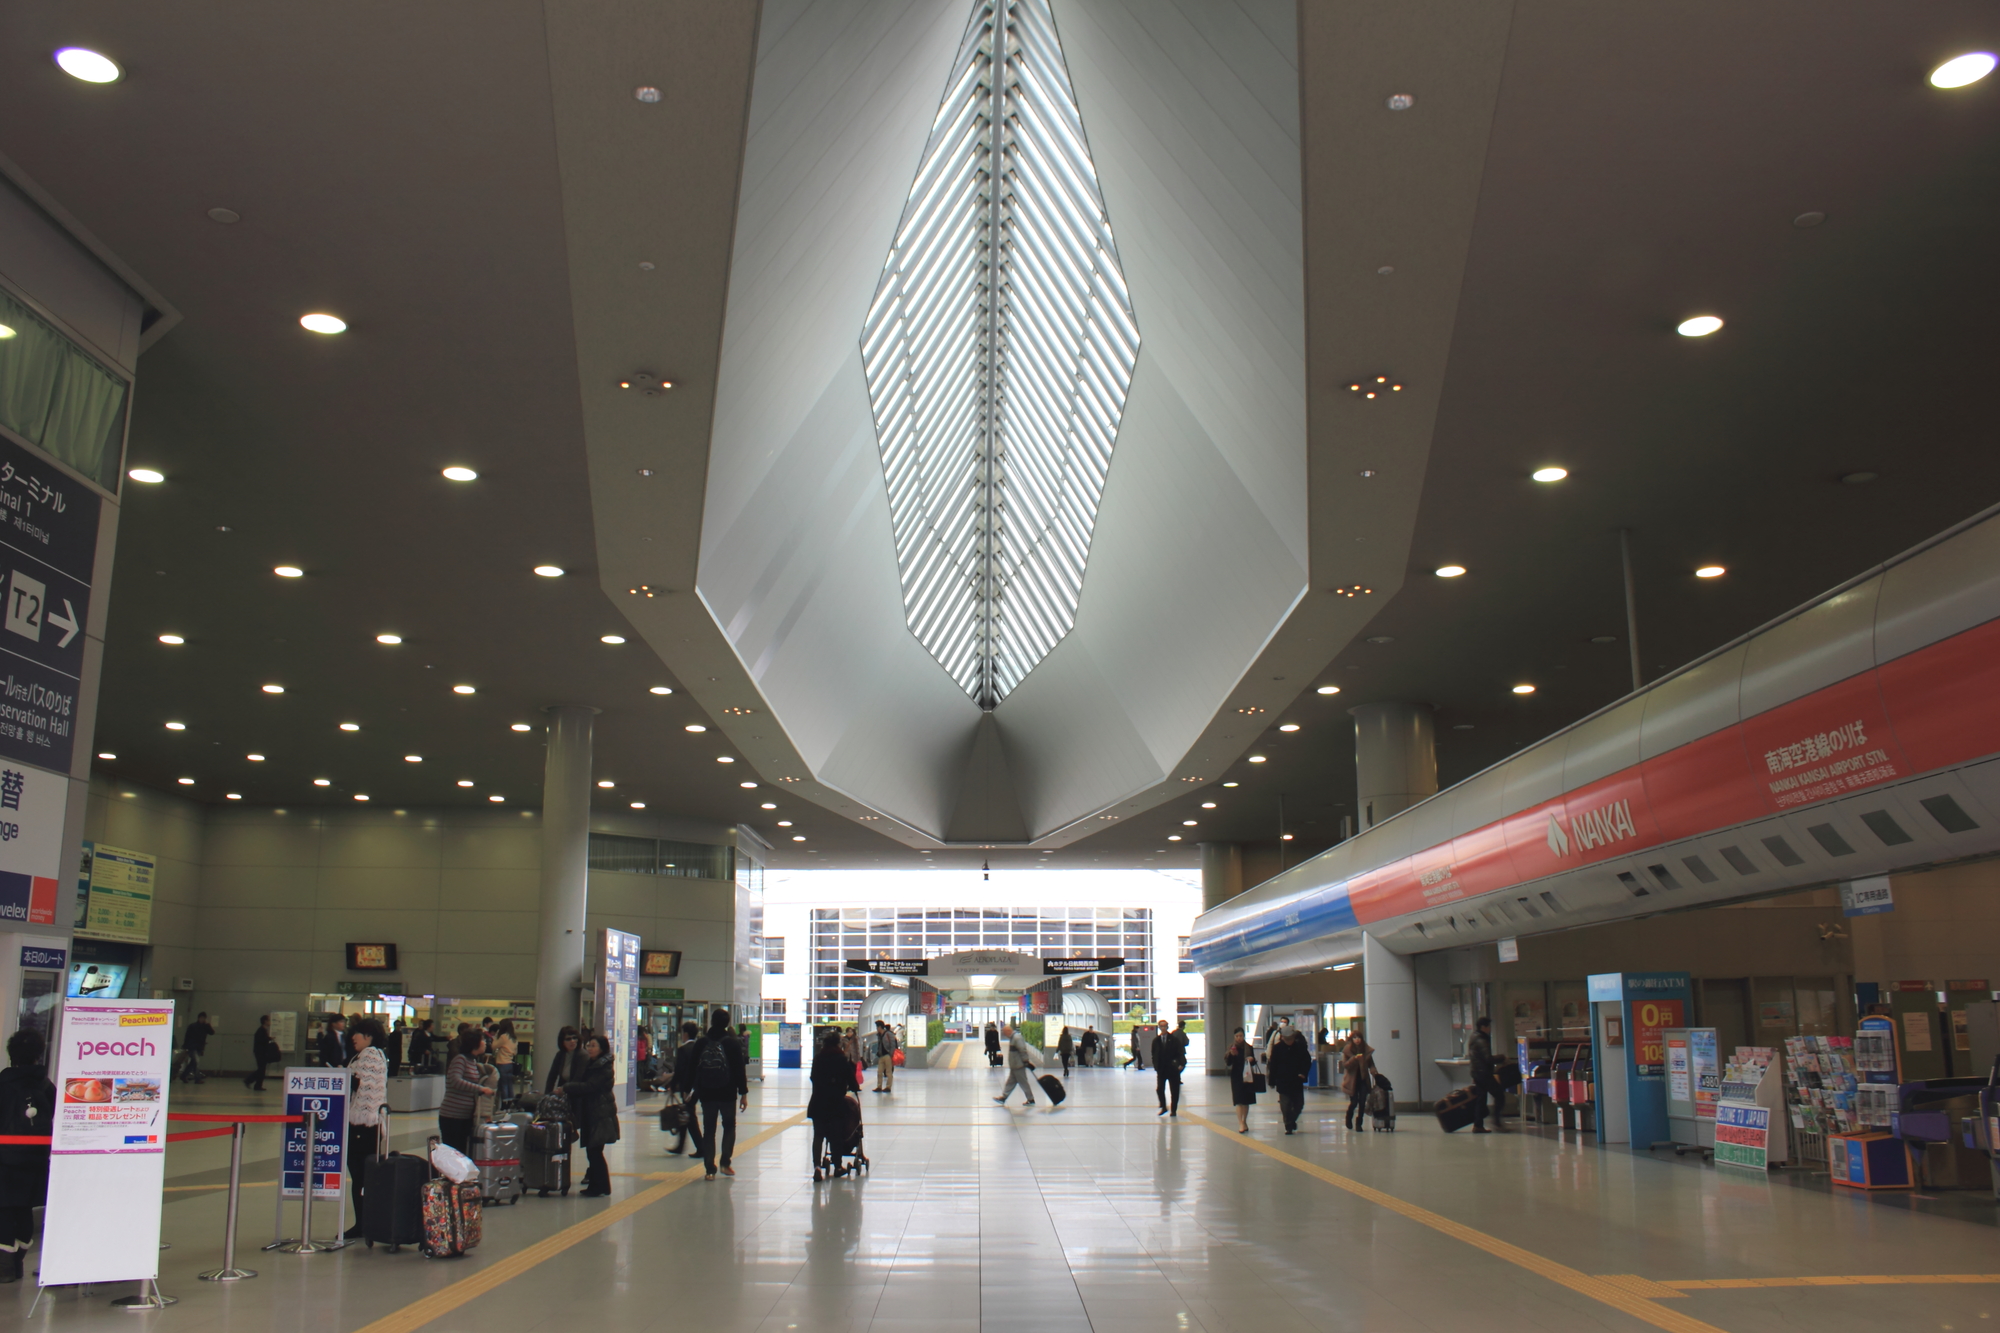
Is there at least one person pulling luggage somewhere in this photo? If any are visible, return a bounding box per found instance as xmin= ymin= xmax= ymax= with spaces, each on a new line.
xmin=1340 ymin=1026 xmax=1375 ymax=1131
xmin=344 ymin=1017 xmax=388 ymax=1238
xmin=991 ymin=1023 xmax=1041 ymax=1108
xmin=1469 ymin=1017 xmax=1506 ymax=1133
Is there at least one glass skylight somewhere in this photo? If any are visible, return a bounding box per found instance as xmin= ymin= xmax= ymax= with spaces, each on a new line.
xmin=861 ymin=0 xmax=1139 ymax=708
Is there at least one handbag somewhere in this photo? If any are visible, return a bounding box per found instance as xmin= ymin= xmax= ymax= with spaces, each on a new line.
xmin=891 ymin=1048 xmax=905 ymax=1067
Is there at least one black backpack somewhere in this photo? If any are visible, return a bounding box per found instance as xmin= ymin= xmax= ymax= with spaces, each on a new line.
xmin=695 ymin=1037 xmax=733 ymax=1093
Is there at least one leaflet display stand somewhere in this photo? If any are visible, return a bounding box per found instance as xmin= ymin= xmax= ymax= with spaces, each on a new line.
xmin=1715 ymin=1048 xmax=1786 ymax=1170
xmin=1830 ymin=1016 xmax=1911 ymax=1190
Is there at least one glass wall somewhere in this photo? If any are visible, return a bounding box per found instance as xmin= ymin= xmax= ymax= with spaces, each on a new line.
xmin=586 ymin=833 xmax=732 ymax=879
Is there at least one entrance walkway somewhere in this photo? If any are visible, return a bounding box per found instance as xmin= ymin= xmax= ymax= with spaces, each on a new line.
xmin=14 ymin=1047 xmax=1998 ymax=1332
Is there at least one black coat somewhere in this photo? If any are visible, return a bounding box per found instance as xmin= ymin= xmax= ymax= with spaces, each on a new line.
xmin=807 ymin=1042 xmax=860 ymax=1123
xmin=253 ymin=1027 xmax=282 ymax=1067
xmin=543 ymin=1044 xmax=586 ymax=1096
xmin=563 ymin=1052 xmax=622 ymax=1147
xmin=0 ymin=1065 xmax=54 ymax=1209
xmin=685 ymin=1032 xmax=748 ymax=1099
xmin=1267 ymin=1036 xmax=1312 ymax=1091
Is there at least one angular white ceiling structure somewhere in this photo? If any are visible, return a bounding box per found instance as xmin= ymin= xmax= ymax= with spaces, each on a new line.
xmin=861 ymin=0 xmax=1139 ymax=708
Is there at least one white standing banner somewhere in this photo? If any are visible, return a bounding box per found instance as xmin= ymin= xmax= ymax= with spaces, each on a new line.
xmin=39 ymin=997 xmax=174 ymax=1287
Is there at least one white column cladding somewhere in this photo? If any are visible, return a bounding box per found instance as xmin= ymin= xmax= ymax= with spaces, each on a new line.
xmin=1199 ymin=841 xmax=1242 ymax=1073
xmin=1414 ymin=951 xmax=1455 ymax=1103
xmin=1361 ymin=932 xmax=1418 ymax=1105
xmin=535 ymin=706 xmax=597 ymax=1039
xmin=1349 ymin=702 xmax=1438 ymax=829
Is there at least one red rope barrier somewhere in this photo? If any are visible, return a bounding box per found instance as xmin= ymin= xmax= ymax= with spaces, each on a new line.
xmin=0 ymin=1135 xmax=49 ymax=1144
xmin=165 ymin=1126 xmax=236 ymax=1142
xmin=166 ymin=1113 xmax=303 ymax=1123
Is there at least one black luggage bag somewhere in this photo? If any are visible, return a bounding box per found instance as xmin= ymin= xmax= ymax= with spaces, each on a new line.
xmin=1434 ymin=1086 xmax=1479 ymax=1133
xmin=1037 ymin=1073 xmax=1067 ymax=1106
xmin=364 ymin=1151 xmax=430 ymax=1251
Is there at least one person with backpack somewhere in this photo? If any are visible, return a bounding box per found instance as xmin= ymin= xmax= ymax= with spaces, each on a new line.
xmin=1155 ymin=1020 xmax=1188 ymax=1117
xmin=244 ymin=1014 xmax=282 ymax=1092
xmin=991 ymin=1022 xmax=1041 ymax=1108
xmin=873 ymin=1020 xmax=899 ymax=1093
xmin=180 ymin=1011 xmax=215 ymax=1083
xmin=0 ymin=1029 xmax=54 ymax=1283
xmin=690 ymin=1009 xmax=748 ymax=1180
xmin=563 ymin=1033 xmax=621 ymax=1196
xmin=663 ymin=1021 xmax=703 ymax=1156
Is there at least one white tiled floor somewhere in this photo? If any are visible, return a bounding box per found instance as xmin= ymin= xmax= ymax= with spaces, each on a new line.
xmin=13 ymin=1046 xmax=2000 ymax=1332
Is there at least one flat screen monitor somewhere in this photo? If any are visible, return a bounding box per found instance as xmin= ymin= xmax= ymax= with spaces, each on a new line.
xmin=68 ymin=962 xmax=128 ymax=998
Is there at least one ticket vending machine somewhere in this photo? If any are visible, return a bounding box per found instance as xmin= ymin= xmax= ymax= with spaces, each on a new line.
xmin=1588 ymin=972 xmax=1692 ymax=1148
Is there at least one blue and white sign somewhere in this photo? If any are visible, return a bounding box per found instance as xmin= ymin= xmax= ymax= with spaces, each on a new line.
xmin=19 ymin=941 xmax=63 ymax=969
xmin=1840 ymin=876 xmax=1894 ymax=917
xmin=282 ymin=1066 xmax=346 ymax=1199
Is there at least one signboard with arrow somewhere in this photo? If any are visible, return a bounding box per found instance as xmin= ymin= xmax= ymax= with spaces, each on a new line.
xmin=0 ymin=433 xmax=99 ymax=773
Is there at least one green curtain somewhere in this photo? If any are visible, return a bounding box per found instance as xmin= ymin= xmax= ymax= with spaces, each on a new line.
xmin=0 ymin=287 xmax=128 ymax=488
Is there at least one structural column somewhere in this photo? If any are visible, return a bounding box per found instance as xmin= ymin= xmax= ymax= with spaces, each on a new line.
xmin=1349 ymin=702 xmax=1438 ymax=829
xmin=535 ymin=706 xmax=598 ymax=1040
xmin=1360 ymin=932 xmax=1417 ymax=1104
xmin=1199 ymin=841 xmax=1243 ymax=1074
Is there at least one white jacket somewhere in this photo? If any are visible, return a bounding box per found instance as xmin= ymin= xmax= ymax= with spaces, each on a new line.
xmin=348 ymin=1046 xmax=388 ymax=1127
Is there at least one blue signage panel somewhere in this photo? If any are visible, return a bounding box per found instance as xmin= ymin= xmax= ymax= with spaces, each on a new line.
xmin=281 ymin=1067 xmax=347 ymax=1199
xmin=0 ymin=434 xmax=100 ymax=772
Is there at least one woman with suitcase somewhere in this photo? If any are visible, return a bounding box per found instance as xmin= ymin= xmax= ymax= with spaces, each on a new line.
xmin=344 ymin=1017 xmax=389 ymax=1239
xmin=1340 ymin=1027 xmax=1376 ymax=1131
xmin=1224 ymin=1029 xmax=1260 ymax=1134
xmin=563 ymin=1034 xmax=620 ymax=1198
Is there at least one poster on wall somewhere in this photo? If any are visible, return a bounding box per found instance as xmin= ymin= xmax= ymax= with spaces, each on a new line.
xmin=39 ymin=998 xmax=173 ymax=1287
xmin=600 ymin=928 xmax=641 ymax=1110
xmin=1632 ymin=999 xmax=1684 ymax=1077
xmin=1690 ymin=1029 xmax=1720 ymax=1120
xmin=0 ymin=762 xmax=69 ymax=927
xmin=77 ymin=841 xmax=155 ymax=944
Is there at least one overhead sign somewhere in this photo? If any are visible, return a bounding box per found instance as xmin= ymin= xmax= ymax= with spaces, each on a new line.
xmin=282 ymin=1067 xmax=347 ymax=1200
xmin=1840 ymin=876 xmax=1894 ymax=917
xmin=641 ymin=949 xmax=682 ymax=977
xmin=0 ymin=762 xmax=68 ymax=926
xmin=0 ymin=434 xmax=99 ymax=773
xmin=77 ymin=841 xmax=154 ymax=943
xmin=19 ymin=940 xmax=64 ymax=970
xmin=846 ymin=958 xmax=928 ymax=975
xmin=345 ymin=942 xmax=398 ymax=971
xmin=40 ymin=998 xmax=174 ymax=1287
xmin=1043 ymin=957 xmax=1124 ymax=975
xmin=638 ymin=986 xmax=684 ymax=1001
xmin=601 ymin=928 xmax=641 ymax=1109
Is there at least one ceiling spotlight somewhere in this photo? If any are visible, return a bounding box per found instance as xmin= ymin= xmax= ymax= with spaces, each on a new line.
xmin=353 ymin=793 xmax=369 ymax=801
xmin=1531 ymin=466 xmax=1568 ymax=483
xmin=1590 ymin=635 xmax=1619 ymax=644
xmin=1841 ymin=471 xmax=1878 ymax=485
xmin=177 ymin=777 xmax=194 ymax=786
xmin=97 ymin=752 xmax=115 ymax=760
xmin=376 ymin=633 xmax=403 ymax=645
xmin=1281 ymin=833 xmax=1295 ymax=841
xmin=792 ymin=835 xmax=806 ymax=842
xmin=1222 ymin=781 xmax=1239 ymax=788
xmin=533 ymin=565 xmax=564 ymax=578
xmin=1201 ymin=802 xmax=1217 ymax=809
xmin=597 ymin=780 xmax=614 ymax=788
xmin=488 ymin=794 xmax=504 ymax=803
xmin=226 ymin=793 xmax=242 ymax=801
xmin=685 ymin=724 xmax=707 ymax=733
xmin=628 ymin=801 xmax=646 ymax=810
xmin=441 ymin=466 xmax=478 ymax=481
xmin=1512 ymin=684 xmax=1536 ymax=695
xmin=1316 ymin=685 xmax=1340 ymax=696
xmin=1247 ymin=755 xmax=1267 ymax=764
xmin=300 ymin=313 xmax=347 ymax=335
xmin=261 ymin=684 xmax=284 ymax=694
xmin=777 ymin=820 xmax=793 ymax=828
xmin=1676 ymin=314 xmax=1723 ymax=337
xmin=127 ymin=468 xmax=165 ymax=484
xmin=0 ymin=326 xmax=13 ymax=340
xmin=55 ymin=47 xmax=122 ymax=82
xmin=274 ymin=566 xmax=304 ymax=578
xmin=313 ymin=778 xmax=331 ymax=787
xmin=247 ymin=754 xmax=265 ymax=762
xmin=600 ymin=635 xmax=626 ymax=645
xmin=1367 ymin=636 xmax=1394 ymax=644
xmin=1346 ymin=376 xmax=1404 ymax=400
xmin=1278 ymin=723 xmax=1300 ymax=732
xmin=740 ymin=781 xmax=757 ymax=789
xmin=1331 ymin=584 xmax=1373 ymax=598
xmin=1182 ymin=820 xmax=1197 ymax=827
xmin=635 ymin=85 xmax=662 ymax=102
xmin=158 ymin=634 xmax=184 ymax=645
xmin=1167 ymin=835 xmax=1183 ymax=842
xmin=404 ymin=755 xmax=423 ymax=763
xmin=649 ymin=686 xmax=673 ymax=695
xmin=339 ymin=722 xmax=360 ymax=731
xmin=1930 ymin=51 xmax=1997 ymax=89
xmin=452 ymin=685 xmax=475 ymax=694
xmin=760 ymin=802 xmax=777 ymax=810
xmin=1695 ymin=565 xmax=1726 ymax=579
xmin=1435 ymin=565 xmax=1466 ymax=578
xmin=457 ymin=780 xmax=474 ymax=788
xmin=510 ymin=723 xmax=531 ymax=732
xmin=716 ymin=756 xmax=734 ymax=764
xmin=165 ymin=721 xmax=186 ymax=731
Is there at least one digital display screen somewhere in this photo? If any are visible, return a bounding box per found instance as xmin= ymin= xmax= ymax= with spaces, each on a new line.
xmin=346 ymin=943 xmax=398 ymax=971
xmin=67 ymin=961 xmax=128 ymax=998
xmin=640 ymin=950 xmax=682 ymax=978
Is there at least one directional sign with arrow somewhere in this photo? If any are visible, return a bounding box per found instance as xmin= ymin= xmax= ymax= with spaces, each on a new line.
xmin=0 ymin=433 xmax=101 ymax=773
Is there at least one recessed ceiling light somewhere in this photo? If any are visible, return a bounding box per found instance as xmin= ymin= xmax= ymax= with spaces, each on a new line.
xmin=739 ymin=781 xmax=757 ymax=789
xmin=1930 ymin=51 xmax=1997 ymax=89
xmin=684 ymin=724 xmax=707 ymax=733
xmin=247 ymin=754 xmax=265 ymax=762
xmin=1589 ymin=635 xmax=1618 ymax=644
xmin=452 ymin=685 xmax=475 ymax=694
xmin=630 ymin=801 xmax=646 ymax=809
xmin=1316 ymin=685 xmax=1340 ymax=695
xmin=1167 ymin=835 xmax=1182 ymax=842
xmin=339 ymin=722 xmax=360 ymax=732
xmin=760 ymin=802 xmax=777 ymax=810
xmin=1201 ymin=801 xmax=1216 ymax=809
xmin=600 ymin=635 xmax=626 ymax=645
xmin=1512 ymin=684 xmax=1536 ymax=695
xmin=792 ymin=835 xmax=806 ymax=842
xmin=1366 ymin=635 xmax=1394 ymax=645
xmin=313 ymin=778 xmax=331 ymax=787
xmin=1247 ymin=755 xmax=1267 ymax=764
xmin=777 ymin=820 xmax=793 ymax=827
xmin=354 ymin=793 xmax=369 ymax=801
xmin=488 ymin=794 xmax=504 ymax=803
xmin=1222 ymin=781 xmax=1239 ymax=788
xmin=404 ymin=755 xmax=423 ymax=763
xmin=1453 ymin=723 xmax=1475 ymax=730
xmin=1435 ymin=565 xmax=1466 ymax=578
xmin=97 ymin=752 xmax=115 ymax=760
xmin=300 ymin=313 xmax=347 ymax=335
xmin=0 ymin=326 xmax=13 ymax=340
xmin=274 ymin=566 xmax=304 ymax=578
xmin=1841 ymin=471 xmax=1878 ymax=485
xmin=649 ymin=686 xmax=673 ymax=695
xmin=261 ymin=684 xmax=284 ymax=694
xmin=510 ymin=723 xmax=531 ymax=732
xmin=158 ymin=634 xmax=184 ymax=645
xmin=1676 ymin=314 xmax=1723 ymax=337
xmin=1532 ymin=466 xmax=1568 ymax=483
xmin=54 ymin=48 xmax=121 ymax=83
xmin=1278 ymin=723 xmax=1300 ymax=733
xmin=1695 ymin=565 xmax=1726 ymax=579
xmin=177 ymin=777 xmax=194 ymax=786
xmin=165 ymin=721 xmax=186 ymax=730
xmin=226 ymin=793 xmax=242 ymax=801
xmin=533 ymin=565 xmax=564 ymax=578
xmin=376 ymin=633 xmax=402 ymax=645
xmin=1182 ymin=820 xmax=1197 ymax=827
xmin=716 ymin=756 xmax=734 ymax=764
xmin=128 ymin=468 xmax=165 ymax=484
xmin=597 ymin=780 xmax=614 ymax=788
xmin=457 ymin=780 xmax=474 ymax=788
xmin=441 ymin=466 xmax=478 ymax=481
xmin=1281 ymin=833 xmax=1295 ymax=842
xmin=1793 ymin=211 xmax=1826 ymax=228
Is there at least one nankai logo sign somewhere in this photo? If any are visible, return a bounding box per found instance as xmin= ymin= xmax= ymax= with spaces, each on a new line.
xmin=1546 ymin=799 xmax=1638 ymax=857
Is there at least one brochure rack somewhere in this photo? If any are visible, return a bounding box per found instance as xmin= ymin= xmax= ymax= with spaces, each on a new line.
xmin=1784 ymin=1033 xmax=1862 ymax=1164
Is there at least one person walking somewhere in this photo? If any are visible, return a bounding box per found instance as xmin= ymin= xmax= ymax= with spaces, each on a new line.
xmin=983 ymin=1021 xmax=1001 ymax=1068
xmin=1155 ymin=1020 xmax=1188 ymax=1117
xmin=1079 ymin=1027 xmax=1099 ymax=1067
xmin=343 ymin=1017 xmax=388 ymax=1239
xmin=1122 ymin=1025 xmax=1144 ymax=1070
xmin=1057 ymin=1026 xmax=1075 ymax=1076
xmin=992 ymin=1022 xmax=1041 ymax=1108
xmin=407 ymin=1018 xmax=435 ymax=1074
xmin=1340 ymin=1026 xmax=1375 ymax=1131
xmin=437 ymin=1028 xmax=487 ymax=1155
xmin=563 ymin=1034 xmax=622 ymax=1196
xmin=873 ymin=1020 xmax=899 ymax=1093
xmin=664 ymin=1021 xmax=703 ymax=1156
xmin=1269 ymin=1026 xmax=1312 ymax=1134
xmin=1225 ymin=1029 xmax=1260 ymax=1134
xmin=180 ymin=1011 xmax=214 ymax=1083
xmin=1469 ymin=1017 xmax=1507 ymax=1133
xmin=690 ymin=1009 xmax=749 ymax=1180
xmin=808 ymin=1030 xmax=861 ymax=1181
xmin=244 ymin=1014 xmax=282 ymax=1091
xmin=0 ymin=1029 xmax=54 ymax=1283
xmin=492 ymin=1019 xmax=519 ymax=1107
xmin=317 ymin=1013 xmax=348 ymax=1069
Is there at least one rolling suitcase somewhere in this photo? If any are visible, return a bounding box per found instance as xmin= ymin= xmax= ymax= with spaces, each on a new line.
xmin=524 ymin=1118 xmax=573 ymax=1197
xmin=364 ymin=1152 xmax=430 ymax=1251
xmin=1434 ymin=1086 xmax=1479 ymax=1133
xmin=1037 ymin=1073 xmax=1067 ymax=1106
xmin=475 ymin=1119 xmax=525 ymax=1205
xmin=421 ymin=1177 xmax=482 ymax=1257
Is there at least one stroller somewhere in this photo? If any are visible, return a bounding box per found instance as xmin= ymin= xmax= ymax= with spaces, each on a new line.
xmin=1364 ymin=1071 xmax=1397 ymax=1131
xmin=813 ymin=1094 xmax=869 ymax=1180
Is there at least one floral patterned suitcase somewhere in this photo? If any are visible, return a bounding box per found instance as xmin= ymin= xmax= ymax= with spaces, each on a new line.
xmin=420 ymin=1177 xmax=482 ymax=1257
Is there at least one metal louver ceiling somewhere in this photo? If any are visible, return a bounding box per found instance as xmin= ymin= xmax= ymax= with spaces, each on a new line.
xmin=860 ymin=0 xmax=1140 ymax=709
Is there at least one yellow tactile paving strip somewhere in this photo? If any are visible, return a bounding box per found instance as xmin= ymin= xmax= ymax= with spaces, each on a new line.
xmin=1663 ymin=1274 xmax=2000 ymax=1290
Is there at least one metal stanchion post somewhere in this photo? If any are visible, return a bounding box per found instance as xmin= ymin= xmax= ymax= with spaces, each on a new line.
xmin=199 ymin=1122 xmax=257 ymax=1281
xmin=109 ymin=1278 xmax=177 ymax=1310
xmin=277 ymin=1111 xmax=330 ymax=1255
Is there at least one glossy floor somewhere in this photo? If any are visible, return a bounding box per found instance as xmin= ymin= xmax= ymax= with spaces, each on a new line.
xmin=11 ymin=1045 xmax=1999 ymax=1333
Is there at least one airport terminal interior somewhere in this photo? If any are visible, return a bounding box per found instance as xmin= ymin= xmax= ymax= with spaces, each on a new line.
xmin=4 ymin=2 xmax=2000 ymax=1331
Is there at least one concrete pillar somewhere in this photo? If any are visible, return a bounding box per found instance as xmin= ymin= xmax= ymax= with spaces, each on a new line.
xmin=1414 ymin=952 xmax=1455 ymax=1103
xmin=535 ymin=706 xmax=598 ymax=1043
xmin=1349 ymin=702 xmax=1438 ymax=828
xmin=1199 ymin=842 xmax=1243 ymax=1073
xmin=1361 ymin=932 xmax=1417 ymax=1104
